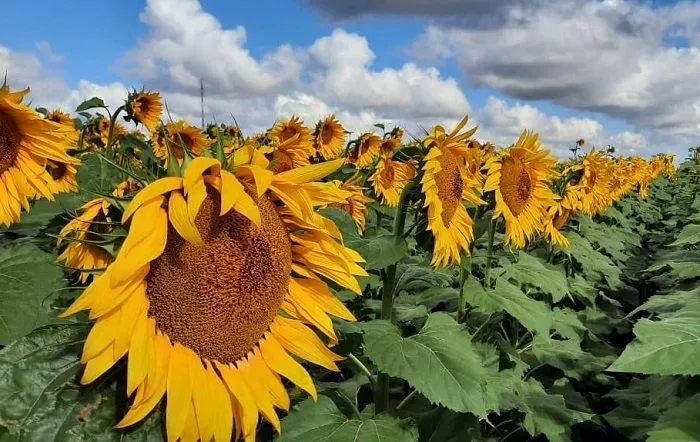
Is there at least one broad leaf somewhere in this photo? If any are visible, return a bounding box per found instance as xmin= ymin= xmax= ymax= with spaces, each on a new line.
xmin=362 ymin=313 xmax=488 ymax=416
xmin=75 ymin=97 xmax=106 ymax=112
xmin=669 ymin=224 xmax=700 ymax=247
xmin=647 ymin=393 xmax=700 ymax=442
xmin=499 ymin=253 xmax=569 ymax=302
xmin=348 ymin=234 xmax=407 ymax=270
xmin=0 ymin=244 xmax=68 ymax=344
xmin=462 ymin=278 xmax=552 ymax=336
xmin=279 ymin=396 xmax=417 ymax=442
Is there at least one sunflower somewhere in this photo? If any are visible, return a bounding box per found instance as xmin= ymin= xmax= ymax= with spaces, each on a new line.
xmin=484 ymin=130 xmax=560 ymax=248
xmin=57 ymin=179 xmax=142 ymax=282
xmin=0 ymin=84 xmax=79 ymax=227
xmin=607 ymin=157 xmax=636 ymax=202
xmin=562 ymin=149 xmax=613 ymax=215
xmin=46 ymin=109 xmax=79 ymax=144
xmin=329 ymin=177 xmax=372 ymax=235
xmin=348 ymin=132 xmax=382 ymax=169
xmin=127 ymin=90 xmax=162 ymax=133
xmin=313 ymin=115 xmax=345 ymax=160
xmin=153 ymin=120 xmax=210 ymax=164
xmin=464 ymin=140 xmax=493 ymax=187
xmin=421 ymin=116 xmax=484 ymax=267
xmin=47 ymin=160 xmax=78 ymax=194
xmin=542 ymin=203 xmax=571 ymax=247
xmin=379 ymin=129 xmax=403 ymax=158
xmin=60 ymin=155 xmax=366 ymax=441
xmin=370 ymin=157 xmax=417 ymax=206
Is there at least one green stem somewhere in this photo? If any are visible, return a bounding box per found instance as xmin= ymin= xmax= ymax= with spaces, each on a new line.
xmin=483 ymin=218 xmax=498 ymax=289
xmin=375 ymin=182 xmax=414 ymax=414
xmin=105 ymin=105 xmax=125 ymax=153
xmin=396 ymin=389 xmax=419 ymax=411
xmin=457 ymin=257 xmax=471 ymax=323
xmin=348 ymin=353 xmax=375 ymax=388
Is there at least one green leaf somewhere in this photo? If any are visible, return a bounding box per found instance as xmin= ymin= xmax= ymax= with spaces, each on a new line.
xmin=648 ymin=393 xmax=700 ymax=442
xmin=75 ymin=97 xmax=106 ymax=112
xmin=669 ymin=224 xmax=700 ymax=246
xmin=319 ymin=207 xmax=361 ymax=241
xmin=501 ymin=379 xmax=592 ymax=442
xmin=608 ymin=303 xmax=700 ymax=375
xmin=76 ymin=153 xmax=125 ymax=195
xmin=362 ymin=313 xmax=488 ymax=416
xmin=0 ymin=324 xmax=164 ymax=441
xmin=394 ymin=264 xmax=452 ymax=294
xmin=0 ymin=244 xmax=68 ymax=345
xmin=462 ymin=278 xmax=552 ymax=336
xmin=499 ymin=253 xmax=569 ymax=302
xmin=348 ymin=234 xmax=407 ymax=270
xmin=1 ymin=193 xmax=85 ymax=237
xmin=279 ymin=396 xmax=418 ymax=442
xmin=563 ymin=232 xmax=622 ymax=288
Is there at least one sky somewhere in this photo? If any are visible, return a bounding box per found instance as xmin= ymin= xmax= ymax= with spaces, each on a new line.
xmin=2 ymin=0 xmax=699 ymax=159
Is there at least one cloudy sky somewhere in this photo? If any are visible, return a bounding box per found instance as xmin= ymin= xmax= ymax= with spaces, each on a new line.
xmin=2 ymin=0 xmax=699 ymax=158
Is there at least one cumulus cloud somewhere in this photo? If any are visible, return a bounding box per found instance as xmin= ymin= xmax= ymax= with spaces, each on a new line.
xmin=411 ymin=0 xmax=700 ymax=143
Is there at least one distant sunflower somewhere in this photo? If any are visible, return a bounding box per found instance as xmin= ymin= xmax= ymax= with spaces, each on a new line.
xmin=127 ymin=90 xmax=162 ymax=133
xmin=421 ymin=116 xmax=484 ymax=267
xmin=329 ymin=177 xmax=372 ymax=235
xmin=379 ymin=131 xmax=403 ymax=158
xmin=267 ymin=117 xmax=316 ymax=172
xmin=47 ymin=160 xmax=78 ymax=194
xmin=313 ymin=115 xmax=345 ymax=159
xmin=46 ymin=109 xmax=74 ymax=127
xmin=607 ymin=157 xmax=635 ymax=201
xmin=464 ymin=141 xmax=493 ymax=188
xmin=484 ymin=130 xmax=559 ymax=248
xmin=57 ymin=180 xmax=141 ymax=282
xmin=348 ymin=132 xmax=382 ymax=169
xmin=153 ymin=120 xmax=210 ymax=164
xmin=370 ymin=157 xmax=417 ymax=206
xmin=60 ymin=156 xmax=366 ymax=442
xmin=563 ymin=149 xmax=612 ymax=215
xmin=0 ymin=84 xmax=79 ymax=227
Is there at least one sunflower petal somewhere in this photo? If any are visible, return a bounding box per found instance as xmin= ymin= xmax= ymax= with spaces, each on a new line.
xmin=122 ymin=177 xmax=183 ymax=223
xmin=168 ymin=191 xmax=204 ymax=245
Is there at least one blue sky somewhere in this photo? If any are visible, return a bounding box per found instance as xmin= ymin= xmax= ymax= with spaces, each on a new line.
xmin=1 ymin=0 xmax=698 ymax=157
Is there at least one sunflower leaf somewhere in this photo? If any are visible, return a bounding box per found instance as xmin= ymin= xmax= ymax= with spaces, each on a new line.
xmin=75 ymin=97 xmax=106 ymax=112
xmin=647 ymin=393 xmax=700 ymax=442
xmin=279 ymin=396 xmax=418 ymax=442
xmin=669 ymin=223 xmax=700 ymax=247
xmin=362 ymin=312 xmax=488 ymax=417
xmin=348 ymin=234 xmax=407 ymax=270
xmin=498 ymin=252 xmax=569 ymax=302
xmin=0 ymin=243 xmax=68 ymax=345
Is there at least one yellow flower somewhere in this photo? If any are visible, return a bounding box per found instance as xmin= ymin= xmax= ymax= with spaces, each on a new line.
xmin=57 ymin=179 xmax=142 ymax=282
xmin=484 ymin=130 xmax=560 ymax=248
xmin=329 ymin=177 xmax=372 ymax=235
xmin=379 ymin=129 xmax=403 ymax=158
xmin=127 ymin=91 xmax=162 ymax=133
xmin=0 ymin=84 xmax=79 ymax=227
xmin=153 ymin=120 xmax=210 ymax=164
xmin=60 ymin=156 xmax=366 ymax=442
xmin=369 ymin=157 xmax=417 ymax=206
xmin=267 ymin=116 xmax=316 ymax=172
xmin=47 ymin=160 xmax=78 ymax=194
xmin=562 ymin=149 xmax=613 ymax=215
xmin=348 ymin=132 xmax=382 ymax=169
xmin=542 ymin=203 xmax=571 ymax=247
xmin=313 ymin=115 xmax=346 ymax=160
xmin=421 ymin=116 xmax=484 ymax=267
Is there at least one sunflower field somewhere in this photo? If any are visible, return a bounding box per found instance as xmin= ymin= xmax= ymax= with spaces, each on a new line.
xmin=0 ymin=82 xmax=696 ymax=442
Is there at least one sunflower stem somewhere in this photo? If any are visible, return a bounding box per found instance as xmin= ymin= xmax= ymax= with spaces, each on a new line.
xmin=375 ymin=182 xmax=414 ymax=414
xmin=483 ymin=217 xmax=498 ymax=289
xmin=457 ymin=256 xmax=472 ymax=323
xmin=105 ymin=105 xmax=125 ymax=153
xmin=347 ymin=353 xmax=376 ymax=388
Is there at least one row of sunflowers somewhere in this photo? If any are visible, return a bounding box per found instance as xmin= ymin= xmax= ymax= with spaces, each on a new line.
xmin=0 ymin=83 xmax=676 ymax=441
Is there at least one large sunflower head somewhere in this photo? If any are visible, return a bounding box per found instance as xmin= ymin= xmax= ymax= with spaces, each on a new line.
xmin=484 ymin=130 xmax=560 ymax=248
xmin=126 ymin=90 xmax=163 ymax=133
xmin=347 ymin=132 xmax=382 ymax=169
xmin=0 ymin=84 xmax=79 ymax=226
xmin=420 ymin=116 xmax=484 ymax=267
xmin=370 ymin=157 xmax=417 ymax=206
xmin=60 ymin=155 xmax=366 ymax=441
xmin=152 ymin=120 xmax=210 ymax=164
xmin=313 ymin=114 xmax=346 ymax=160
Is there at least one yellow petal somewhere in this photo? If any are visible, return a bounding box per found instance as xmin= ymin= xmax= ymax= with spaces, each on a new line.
xmin=273 ymin=158 xmax=344 ymax=184
xmin=168 ymin=191 xmax=204 ymax=246
xmin=216 ymin=362 xmax=259 ymax=440
xmin=183 ymin=157 xmax=220 ymax=195
xmin=122 ymin=177 xmax=183 ymax=223
xmin=238 ymin=165 xmax=274 ymax=197
xmin=220 ymin=170 xmax=260 ymax=225
xmin=126 ymin=314 xmax=153 ymax=395
xmin=259 ymin=333 xmax=317 ymax=400
xmin=166 ymin=343 xmax=192 ymax=441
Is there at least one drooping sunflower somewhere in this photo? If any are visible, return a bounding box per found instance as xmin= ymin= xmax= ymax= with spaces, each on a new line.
xmin=127 ymin=90 xmax=162 ymax=133
xmin=379 ymin=129 xmax=403 ymax=158
xmin=46 ymin=109 xmax=79 ymax=145
xmin=484 ymin=130 xmax=560 ymax=249
xmin=348 ymin=132 xmax=382 ymax=169
xmin=369 ymin=157 xmax=417 ymax=206
xmin=57 ymin=179 xmax=141 ymax=282
xmin=329 ymin=177 xmax=372 ymax=235
xmin=541 ymin=203 xmax=571 ymax=247
xmin=0 ymin=84 xmax=79 ymax=227
xmin=421 ymin=116 xmax=484 ymax=267
xmin=607 ymin=156 xmax=636 ymax=202
xmin=60 ymin=156 xmax=366 ymax=441
xmin=152 ymin=120 xmax=210 ymax=164
xmin=313 ymin=115 xmax=345 ymax=160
